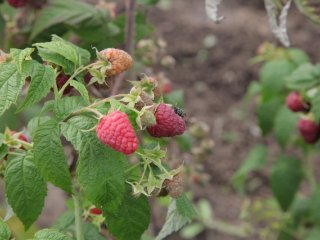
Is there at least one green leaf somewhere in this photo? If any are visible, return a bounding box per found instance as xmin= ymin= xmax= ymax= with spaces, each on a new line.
xmin=51 ymin=35 xmax=90 ymax=66
xmin=274 ymin=106 xmax=299 ymax=148
xmin=0 ymin=218 xmax=11 ymax=240
xmin=176 ymin=194 xmax=196 ymax=220
xmin=105 ymin=186 xmax=150 ymax=240
xmin=290 ymin=197 xmax=311 ymax=227
xmin=5 ymin=152 xmax=47 ymax=229
xmin=34 ymin=229 xmax=72 ymax=240
xmin=52 ymin=210 xmax=74 ymax=232
xmin=260 ymin=60 xmax=295 ymax=100
xmin=257 ymin=98 xmax=282 ymax=135
xmin=232 ymin=145 xmax=267 ymax=193
xmin=138 ymin=0 xmax=160 ymax=5
xmin=54 ymin=96 xmax=87 ymax=121
xmin=70 ymin=80 xmax=90 ymax=104
xmin=10 ymin=48 xmax=34 ymax=72
xmin=294 ymin=0 xmax=320 ymax=25
xmin=34 ymin=42 xmax=79 ymax=71
xmin=175 ymin=133 xmax=193 ymax=151
xmin=36 ymin=48 xmax=74 ymax=75
xmin=61 ymin=115 xmax=97 ymax=151
xmin=312 ymin=91 xmax=320 ymax=123
xmin=83 ymin=222 xmax=105 ymax=240
xmin=0 ymin=14 xmax=5 ymax=47
xmin=31 ymin=0 xmax=101 ymax=40
xmin=33 ymin=120 xmax=72 ymax=192
xmin=27 ymin=116 xmax=51 ymax=139
xmin=306 ymin=229 xmax=320 ymax=240
xmin=270 ymin=155 xmax=303 ymax=212
xmin=62 ymin=115 xmax=126 ymax=215
xmin=0 ymin=144 xmax=8 ymax=160
xmin=180 ymin=223 xmax=204 ymax=239
xmin=288 ymin=48 xmax=310 ymax=65
xmin=286 ymin=63 xmax=320 ymax=90
xmin=310 ymin=187 xmax=320 ymax=226
xmin=164 ymin=90 xmax=184 ymax=108
xmin=0 ymin=63 xmax=25 ymax=117
xmin=17 ymin=61 xmax=56 ymax=111
xmin=78 ymin=139 xmax=126 ymax=215
xmin=156 ymin=199 xmax=190 ymax=240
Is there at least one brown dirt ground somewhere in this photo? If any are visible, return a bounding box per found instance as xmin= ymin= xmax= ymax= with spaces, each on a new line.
xmin=148 ymin=1 xmax=320 ymax=239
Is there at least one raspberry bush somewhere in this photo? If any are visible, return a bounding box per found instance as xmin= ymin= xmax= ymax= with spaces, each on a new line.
xmin=0 ymin=24 xmax=194 ymax=240
xmin=232 ymin=44 xmax=320 ymax=239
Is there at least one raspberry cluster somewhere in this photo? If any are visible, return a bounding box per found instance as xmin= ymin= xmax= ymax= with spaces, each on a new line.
xmin=286 ymin=91 xmax=320 ymax=144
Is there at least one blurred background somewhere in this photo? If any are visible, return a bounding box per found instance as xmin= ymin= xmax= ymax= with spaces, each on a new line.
xmin=1 ymin=0 xmax=320 ymax=239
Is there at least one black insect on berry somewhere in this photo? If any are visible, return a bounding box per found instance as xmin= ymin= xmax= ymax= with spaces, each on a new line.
xmin=174 ymin=106 xmax=186 ymax=118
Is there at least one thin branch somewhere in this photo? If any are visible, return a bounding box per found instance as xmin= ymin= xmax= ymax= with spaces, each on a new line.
xmin=111 ymin=0 xmax=137 ymax=95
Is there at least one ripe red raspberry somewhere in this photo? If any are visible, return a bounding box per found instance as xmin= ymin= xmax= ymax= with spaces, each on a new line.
xmin=147 ymin=104 xmax=186 ymax=138
xmin=96 ymin=111 xmax=138 ymax=155
xmin=298 ymin=118 xmax=320 ymax=144
xmin=56 ymin=73 xmax=72 ymax=94
xmin=7 ymin=0 xmax=29 ymax=8
xmin=286 ymin=92 xmax=309 ymax=112
xmin=99 ymin=48 xmax=133 ymax=77
xmin=89 ymin=207 xmax=102 ymax=215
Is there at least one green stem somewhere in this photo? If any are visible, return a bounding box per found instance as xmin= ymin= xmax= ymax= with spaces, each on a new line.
xmin=15 ymin=139 xmax=33 ymax=150
xmin=305 ymin=154 xmax=317 ymax=191
xmin=73 ymin=194 xmax=84 ymax=240
xmin=58 ymin=63 xmax=97 ymax=96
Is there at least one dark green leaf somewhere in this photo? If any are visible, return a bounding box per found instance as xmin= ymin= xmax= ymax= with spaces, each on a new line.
xmin=0 ymin=218 xmax=11 ymax=240
xmin=70 ymin=80 xmax=90 ymax=104
xmin=34 ymin=120 xmax=72 ymax=192
xmin=175 ymin=133 xmax=193 ymax=151
xmin=260 ymin=60 xmax=295 ymax=100
xmin=5 ymin=152 xmax=47 ymax=229
xmin=232 ymin=145 xmax=267 ymax=193
xmin=176 ymin=194 xmax=196 ymax=219
xmin=312 ymin=91 xmax=320 ymax=123
xmin=52 ymin=210 xmax=74 ymax=232
xmin=286 ymin=63 xmax=320 ymax=90
xmin=10 ymin=48 xmax=34 ymax=72
xmin=83 ymin=222 xmax=105 ymax=240
xmin=31 ymin=0 xmax=99 ymax=40
xmin=164 ymin=90 xmax=184 ymax=108
xmin=274 ymin=106 xmax=299 ymax=148
xmin=156 ymin=199 xmax=190 ymax=240
xmin=257 ymin=98 xmax=282 ymax=135
xmin=54 ymin=96 xmax=87 ymax=121
xmin=0 ymin=63 xmax=25 ymax=116
xmin=270 ymin=155 xmax=303 ymax=211
xmin=17 ymin=60 xmax=56 ymax=111
xmin=34 ymin=229 xmax=72 ymax=240
xmin=105 ymin=186 xmax=150 ymax=240
xmin=62 ymin=115 xmax=126 ymax=216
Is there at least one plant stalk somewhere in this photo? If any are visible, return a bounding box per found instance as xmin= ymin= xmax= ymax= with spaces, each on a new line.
xmin=305 ymin=154 xmax=317 ymax=192
xmin=73 ymin=194 xmax=84 ymax=240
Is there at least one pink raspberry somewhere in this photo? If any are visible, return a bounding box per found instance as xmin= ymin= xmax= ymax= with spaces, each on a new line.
xmin=286 ymin=92 xmax=309 ymax=112
xmin=147 ymin=104 xmax=186 ymax=138
xmin=298 ymin=118 xmax=320 ymax=144
xmin=96 ymin=111 xmax=138 ymax=155
xmin=7 ymin=0 xmax=29 ymax=8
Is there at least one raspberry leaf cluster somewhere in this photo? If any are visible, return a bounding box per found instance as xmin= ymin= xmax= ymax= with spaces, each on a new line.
xmin=0 ymin=35 xmax=194 ymax=240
